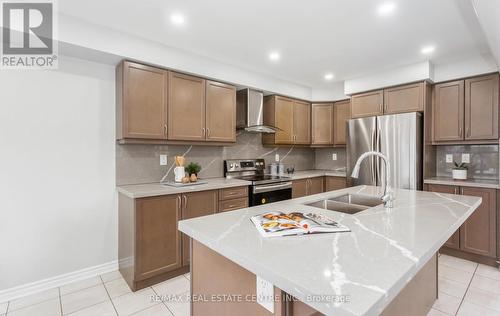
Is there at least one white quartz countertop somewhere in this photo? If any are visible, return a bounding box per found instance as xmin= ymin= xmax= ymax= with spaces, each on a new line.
xmin=117 ymin=170 xmax=346 ymax=198
xmin=117 ymin=178 xmax=251 ymax=198
xmin=424 ymin=177 xmax=500 ymax=189
xmin=288 ymin=169 xmax=347 ymax=179
xmin=178 ymin=186 xmax=481 ymax=316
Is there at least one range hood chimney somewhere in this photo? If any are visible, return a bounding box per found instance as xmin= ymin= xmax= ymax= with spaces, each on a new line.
xmin=236 ymin=89 xmax=279 ymax=133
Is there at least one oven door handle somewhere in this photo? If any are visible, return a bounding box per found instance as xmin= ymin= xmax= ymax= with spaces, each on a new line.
xmin=253 ymin=182 xmax=292 ymax=194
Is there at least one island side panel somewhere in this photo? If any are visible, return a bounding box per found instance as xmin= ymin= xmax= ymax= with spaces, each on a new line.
xmin=118 ymin=193 xmax=136 ymax=290
xmin=191 ymin=240 xmax=288 ymax=316
xmin=380 ymin=254 xmax=437 ymax=316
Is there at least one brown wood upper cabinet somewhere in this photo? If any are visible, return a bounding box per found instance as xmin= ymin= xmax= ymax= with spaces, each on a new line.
xmin=205 ymin=81 xmax=236 ymax=142
xmin=333 ymin=100 xmax=351 ymax=146
xmin=168 ymin=72 xmax=206 ymax=141
xmin=116 ymin=61 xmax=168 ymax=140
xmin=433 ymin=73 xmax=499 ymax=143
xmin=351 ymin=90 xmax=384 ymax=118
xmin=311 ymin=103 xmax=333 ymax=145
xmin=181 ymin=190 xmax=218 ymax=266
xmin=263 ymin=95 xmax=311 ymax=145
xmin=465 ymin=74 xmax=499 ymax=141
xmin=117 ymin=61 xmax=237 ymax=143
xmin=135 ymin=195 xmax=182 ymax=281
xmin=384 ymin=82 xmax=424 ymax=114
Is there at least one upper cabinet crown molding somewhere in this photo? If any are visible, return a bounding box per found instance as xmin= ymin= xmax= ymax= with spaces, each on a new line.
xmin=116 ymin=60 xmax=237 ymax=145
xmin=432 ymin=73 xmax=499 ymax=144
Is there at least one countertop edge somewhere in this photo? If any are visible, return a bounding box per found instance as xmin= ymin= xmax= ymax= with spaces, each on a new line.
xmin=424 ymin=178 xmax=500 ymax=189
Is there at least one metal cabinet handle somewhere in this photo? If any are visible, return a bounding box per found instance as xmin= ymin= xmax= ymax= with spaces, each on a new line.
xmin=459 ymin=127 xmax=463 ymax=138
xmin=202 ymin=128 xmax=205 ymax=137
xmin=466 ymin=127 xmax=470 ymax=137
xmin=207 ymin=128 xmax=210 ymax=138
xmin=164 ymin=124 xmax=168 ymax=136
xmin=177 ymin=195 xmax=182 ymax=209
xmin=183 ymin=195 xmax=187 ymax=208
xmin=460 ymin=187 xmax=464 ymax=195
xmin=454 ymin=187 xmax=458 ymax=194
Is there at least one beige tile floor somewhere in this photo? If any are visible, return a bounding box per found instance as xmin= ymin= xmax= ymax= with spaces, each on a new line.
xmin=1 ymin=255 xmax=499 ymax=316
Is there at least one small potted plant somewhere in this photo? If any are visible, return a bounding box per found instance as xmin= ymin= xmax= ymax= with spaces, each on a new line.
xmin=452 ymin=162 xmax=468 ymax=180
xmin=186 ymin=162 xmax=202 ymax=182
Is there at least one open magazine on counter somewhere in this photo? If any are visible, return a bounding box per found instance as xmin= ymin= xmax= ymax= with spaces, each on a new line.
xmin=250 ymin=211 xmax=350 ymax=237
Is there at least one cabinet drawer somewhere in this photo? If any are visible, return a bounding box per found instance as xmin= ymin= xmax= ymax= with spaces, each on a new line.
xmin=219 ymin=186 xmax=248 ymax=200
xmin=219 ymin=197 xmax=248 ymax=212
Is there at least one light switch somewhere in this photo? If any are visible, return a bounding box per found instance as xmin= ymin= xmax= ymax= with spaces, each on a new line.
xmin=160 ymin=154 xmax=168 ymax=166
xmin=332 ymin=153 xmax=337 ymax=161
xmin=445 ymin=154 xmax=453 ymax=163
xmin=275 ymin=154 xmax=280 ymax=162
xmin=256 ymin=276 xmax=274 ymax=313
xmin=462 ymin=153 xmax=470 ymax=163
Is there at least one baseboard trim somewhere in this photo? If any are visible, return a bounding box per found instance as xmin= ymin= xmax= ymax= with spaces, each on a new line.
xmin=0 ymin=260 xmax=118 ymax=303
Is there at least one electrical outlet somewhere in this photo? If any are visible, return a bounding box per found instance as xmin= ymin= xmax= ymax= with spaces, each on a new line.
xmin=445 ymin=154 xmax=453 ymax=163
xmin=256 ymin=276 xmax=274 ymax=313
xmin=275 ymin=154 xmax=280 ymax=162
xmin=462 ymin=153 xmax=470 ymax=163
xmin=160 ymin=154 xmax=168 ymax=166
xmin=332 ymin=153 xmax=337 ymax=161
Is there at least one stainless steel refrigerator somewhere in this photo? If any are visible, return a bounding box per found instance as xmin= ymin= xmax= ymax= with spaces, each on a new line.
xmin=346 ymin=112 xmax=423 ymax=190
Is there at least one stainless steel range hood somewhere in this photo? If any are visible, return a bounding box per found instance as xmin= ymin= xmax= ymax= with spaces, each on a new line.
xmin=236 ymin=89 xmax=280 ymax=133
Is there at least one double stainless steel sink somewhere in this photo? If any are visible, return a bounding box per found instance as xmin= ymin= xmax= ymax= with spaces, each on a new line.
xmin=304 ymin=194 xmax=382 ymax=215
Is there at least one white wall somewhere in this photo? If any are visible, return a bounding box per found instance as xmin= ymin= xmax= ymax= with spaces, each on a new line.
xmin=58 ymin=14 xmax=313 ymax=100
xmin=433 ymin=53 xmax=498 ymax=82
xmin=311 ymin=82 xmax=349 ymax=102
xmin=344 ymin=61 xmax=433 ymax=95
xmin=0 ymin=56 xmax=116 ymax=291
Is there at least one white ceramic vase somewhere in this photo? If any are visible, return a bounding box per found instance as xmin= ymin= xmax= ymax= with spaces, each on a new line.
xmin=452 ymin=169 xmax=467 ymax=180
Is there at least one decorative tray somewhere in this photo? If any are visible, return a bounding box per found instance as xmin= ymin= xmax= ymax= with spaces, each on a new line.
xmin=161 ymin=180 xmax=208 ymax=187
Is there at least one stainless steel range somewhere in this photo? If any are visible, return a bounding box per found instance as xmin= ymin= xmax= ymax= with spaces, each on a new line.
xmin=224 ymin=159 xmax=292 ymax=206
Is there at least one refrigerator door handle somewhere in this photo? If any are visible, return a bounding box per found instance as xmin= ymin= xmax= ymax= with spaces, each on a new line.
xmin=371 ymin=128 xmax=377 ymax=184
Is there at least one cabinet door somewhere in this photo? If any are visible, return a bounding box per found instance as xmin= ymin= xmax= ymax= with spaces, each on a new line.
xmin=120 ymin=61 xmax=167 ymax=140
xmin=433 ymin=80 xmax=464 ymax=142
xmin=168 ymin=72 xmax=206 ymax=141
xmin=292 ymin=179 xmax=308 ymax=198
xmin=465 ymin=74 xmax=499 ymax=140
xmin=351 ymin=90 xmax=383 ymax=118
xmin=384 ymin=82 xmax=424 ymax=114
xmin=181 ymin=190 xmax=218 ymax=266
xmin=293 ymin=100 xmax=311 ymax=144
xmin=460 ymin=187 xmax=497 ymax=258
xmin=206 ymin=81 xmax=236 ymax=142
xmin=308 ymin=177 xmax=324 ymax=195
xmin=136 ymin=195 xmax=181 ymax=280
xmin=274 ymin=96 xmax=294 ymax=144
xmin=325 ymin=176 xmax=347 ymax=191
xmin=333 ymin=100 xmax=351 ymax=146
xmin=427 ymin=184 xmax=460 ymax=249
xmin=311 ymin=103 xmax=333 ymax=145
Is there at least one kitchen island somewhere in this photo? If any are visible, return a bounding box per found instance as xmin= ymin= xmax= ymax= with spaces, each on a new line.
xmin=178 ymin=186 xmax=482 ymax=316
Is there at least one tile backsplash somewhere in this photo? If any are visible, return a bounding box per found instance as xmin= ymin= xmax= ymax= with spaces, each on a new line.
xmin=436 ymin=145 xmax=499 ymax=180
xmin=314 ymin=148 xmax=347 ymax=171
xmin=116 ymin=132 xmax=317 ymax=185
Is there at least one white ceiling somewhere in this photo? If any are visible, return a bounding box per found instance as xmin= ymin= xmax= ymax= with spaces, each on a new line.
xmin=59 ymin=0 xmax=493 ymax=89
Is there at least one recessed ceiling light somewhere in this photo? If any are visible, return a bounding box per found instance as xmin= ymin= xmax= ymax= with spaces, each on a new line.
xmin=170 ymin=13 xmax=185 ymax=26
xmin=324 ymin=73 xmax=334 ymax=81
xmin=421 ymin=45 xmax=435 ymax=54
xmin=377 ymin=2 xmax=396 ymax=16
xmin=269 ymin=52 xmax=280 ymax=61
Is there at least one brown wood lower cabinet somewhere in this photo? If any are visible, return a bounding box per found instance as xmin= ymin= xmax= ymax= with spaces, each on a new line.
xmin=292 ymin=177 xmax=324 ymax=198
xmin=181 ymin=190 xmax=218 ymax=266
xmin=325 ymin=176 xmax=347 ymax=191
xmin=119 ymin=189 xmax=222 ymax=291
xmin=136 ymin=195 xmax=182 ymax=281
xmin=427 ymin=184 xmax=497 ymax=263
